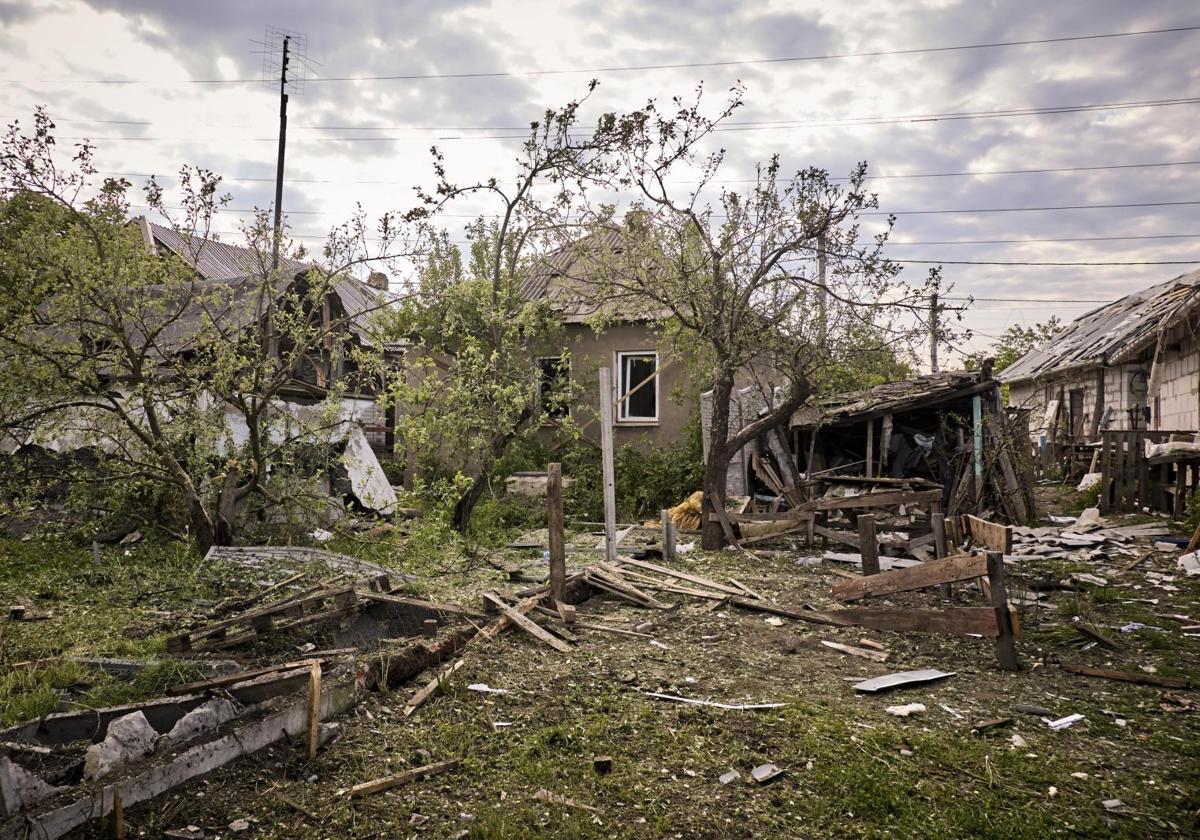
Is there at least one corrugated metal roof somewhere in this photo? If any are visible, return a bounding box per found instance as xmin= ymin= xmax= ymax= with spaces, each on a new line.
xmin=149 ymin=221 xmax=308 ymax=281
xmin=999 ymin=268 xmax=1200 ymax=383
xmin=147 ymin=220 xmax=383 ymax=348
xmin=791 ymin=370 xmax=994 ymax=428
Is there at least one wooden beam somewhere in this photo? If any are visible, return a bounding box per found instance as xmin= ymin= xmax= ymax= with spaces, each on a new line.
xmin=306 ymin=663 xmax=321 ymax=760
xmin=987 ymin=551 xmax=1020 ymax=671
xmin=599 ymin=367 xmax=618 ymax=565
xmin=359 ymin=591 xmax=485 ymax=619
xmin=350 ymin=758 xmax=460 ymax=797
xmin=661 ymin=509 xmax=676 ymax=563
xmin=857 ymin=514 xmax=879 ymax=576
xmin=481 ymin=592 xmax=572 ymax=652
xmin=1061 ymin=663 xmax=1190 ymax=689
xmin=820 ymin=606 xmax=1004 ymax=637
xmin=547 ymin=462 xmax=566 ymax=603
xmin=865 ymin=418 xmax=875 ymax=478
xmin=801 ymin=488 xmax=944 ymax=512
xmin=832 ymin=553 xmax=988 ymax=602
xmin=615 ymin=557 xmax=746 ymax=597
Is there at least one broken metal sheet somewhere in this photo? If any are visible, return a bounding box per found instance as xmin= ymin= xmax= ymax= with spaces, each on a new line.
xmin=853 ymin=669 xmax=956 ymax=694
xmin=342 ymin=425 xmax=397 ymax=515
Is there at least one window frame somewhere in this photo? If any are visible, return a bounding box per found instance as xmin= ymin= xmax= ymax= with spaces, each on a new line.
xmin=615 ymin=350 xmax=660 ymax=424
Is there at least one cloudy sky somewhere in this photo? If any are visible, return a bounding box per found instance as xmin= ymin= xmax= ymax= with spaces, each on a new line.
xmin=1 ymin=0 xmax=1197 ymax=364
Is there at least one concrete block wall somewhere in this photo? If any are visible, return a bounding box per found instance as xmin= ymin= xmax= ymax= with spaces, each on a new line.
xmin=1155 ymin=331 xmax=1200 ymax=430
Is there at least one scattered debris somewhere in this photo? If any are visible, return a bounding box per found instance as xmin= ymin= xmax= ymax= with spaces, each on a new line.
xmin=820 ymin=640 xmax=889 ymax=662
xmin=592 ymin=756 xmax=612 ymax=775
xmin=853 ymin=670 xmax=956 ymax=694
xmin=83 ymin=711 xmax=158 ymax=781
xmin=1045 ymin=713 xmax=1085 ymax=730
xmin=750 ymin=763 xmax=784 ymax=784
xmin=970 ymin=717 xmax=1013 ymax=734
xmin=1062 ymin=663 xmax=1191 ymax=689
xmin=534 ymin=788 xmax=600 ymax=813
xmin=885 ymin=703 xmax=926 ymax=717
xmin=718 ymin=770 xmax=741 ymax=785
xmin=349 ymin=758 xmax=460 ymax=798
xmin=639 ymin=692 xmax=785 ymax=711
xmin=467 ymin=683 xmax=509 ymax=695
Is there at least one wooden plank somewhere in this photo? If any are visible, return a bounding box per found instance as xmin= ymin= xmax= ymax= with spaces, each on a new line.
xmin=965 ymin=515 xmax=1012 ymax=553
xmin=831 ymin=553 xmax=988 ymax=602
xmin=306 ymin=663 xmax=321 ymax=760
xmin=350 ymin=758 xmax=460 ymax=797
xmin=987 ymin=550 xmax=1020 ymax=670
xmin=857 ymin=514 xmax=879 ymax=576
xmin=1061 ymin=663 xmax=1190 ymax=689
xmin=820 ymin=606 xmax=1003 ymax=637
xmin=167 ymin=658 xmax=323 ymax=696
xmin=481 ymin=592 xmax=572 ymax=652
xmin=820 ymin=640 xmax=888 ymax=662
xmin=359 ymin=591 xmax=485 ymax=618
xmin=865 ymin=418 xmax=875 ymax=479
xmin=661 ymin=509 xmax=676 ymax=563
xmin=801 ymin=488 xmax=943 ymax=513
xmin=614 ymin=557 xmax=746 ymax=597
xmin=932 ymin=508 xmax=950 ymax=598
xmin=599 ymin=367 xmax=618 ymax=565
xmin=813 ymin=525 xmax=859 ymax=549
xmin=547 ymin=462 xmax=566 ymax=603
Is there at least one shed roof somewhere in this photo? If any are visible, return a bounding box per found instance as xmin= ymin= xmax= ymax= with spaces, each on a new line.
xmin=1000 ymin=267 xmax=1200 ymax=383
xmin=791 ymin=370 xmax=996 ymax=429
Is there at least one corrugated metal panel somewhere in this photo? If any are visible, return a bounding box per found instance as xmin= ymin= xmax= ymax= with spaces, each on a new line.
xmin=1000 ymin=268 xmax=1200 ymax=383
xmin=149 ymin=222 xmax=308 ymax=281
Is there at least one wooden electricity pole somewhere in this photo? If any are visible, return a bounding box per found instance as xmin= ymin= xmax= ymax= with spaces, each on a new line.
xmin=271 ymin=34 xmax=291 ymax=272
xmin=929 ymin=292 xmax=940 ymax=373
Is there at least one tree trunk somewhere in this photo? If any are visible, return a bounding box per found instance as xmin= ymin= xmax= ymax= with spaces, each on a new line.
xmin=702 ymin=372 xmax=736 ymax=550
xmin=451 ymin=470 xmax=491 ymax=533
xmin=701 ymin=449 xmax=730 ymax=549
xmin=190 ymin=497 xmax=218 ymax=558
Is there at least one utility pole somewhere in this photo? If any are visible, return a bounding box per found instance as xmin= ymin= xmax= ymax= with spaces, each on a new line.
xmin=271 ymin=35 xmax=290 ymax=272
xmin=929 ymin=291 xmax=940 ymax=373
xmin=816 ymin=231 xmax=828 ymax=347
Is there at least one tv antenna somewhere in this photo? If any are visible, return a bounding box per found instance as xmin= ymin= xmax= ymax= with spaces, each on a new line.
xmin=260 ymin=26 xmax=309 ymax=271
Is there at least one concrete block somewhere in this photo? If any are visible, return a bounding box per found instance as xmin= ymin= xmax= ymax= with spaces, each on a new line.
xmin=0 ymin=757 xmax=66 ymax=818
xmin=83 ymin=711 xmax=158 ymax=781
xmin=160 ymin=699 xmax=242 ymax=750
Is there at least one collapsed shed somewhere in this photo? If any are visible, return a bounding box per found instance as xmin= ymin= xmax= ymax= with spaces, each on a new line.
xmin=787 ymin=369 xmax=1036 ymax=524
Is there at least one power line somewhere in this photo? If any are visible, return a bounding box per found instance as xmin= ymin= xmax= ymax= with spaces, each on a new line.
xmin=53 ymin=96 xmax=1200 ymax=143
xmin=890 ymin=258 xmax=1198 ymax=266
xmin=5 ymin=24 xmax=1197 ymax=85
xmin=97 ymin=159 xmax=1200 ymax=186
xmin=945 ymin=296 xmax=1108 ymax=302
xmin=860 ymin=200 xmax=1200 ymax=216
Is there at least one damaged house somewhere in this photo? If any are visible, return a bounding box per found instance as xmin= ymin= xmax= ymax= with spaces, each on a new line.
xmin=1001 ymin=267 xmax=1200 ymax=515
xmin=520 ymin=230 xmax=697 ymax=450
xmin=2 ymin=219 xmax=400 ymax=518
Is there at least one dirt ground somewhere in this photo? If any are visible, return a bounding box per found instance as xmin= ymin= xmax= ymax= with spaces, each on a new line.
xmin=3 ymin=486 xmax=1199 ymax=839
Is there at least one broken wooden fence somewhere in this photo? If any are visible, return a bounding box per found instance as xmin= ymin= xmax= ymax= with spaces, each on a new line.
xmin=1100 ymin=429 xmax=1198 ymax=515
xmin=825 ymin=549 xmax=1020 ymax=671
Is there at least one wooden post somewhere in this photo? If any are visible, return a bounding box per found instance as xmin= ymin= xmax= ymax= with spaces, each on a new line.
xmin=113 ymin=789 xmax=125 ymax=839
xmin=932 ymin=508 xmax=950 ymax=598
xmin=599 ymin=367 xmax=618 ymax=565
xmin=986 ymin=551 xmax=1020 ymax=671
xmin=857 ymin=513 xmax=879 ymax=576
xmin=307 ymin=662 xmax=322 ymax=760
xmin=660 ymin=509 xmax=676 ymax=563
xmin=547 ymin=462 xmax=566 ymax=602
xmin=423 ymin=618 xmax=438 ymax=637
xmin=972 ymin=395 xmax=984 ymax=505
xmin=865 ymin=419 xmax=875 ymax=478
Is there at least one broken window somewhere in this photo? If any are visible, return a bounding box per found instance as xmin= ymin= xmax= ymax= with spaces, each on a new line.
xmin=538 ymin=356 xmax=570 ymax=418
xmin=617 ymin=351 xmax=658 ymax=422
